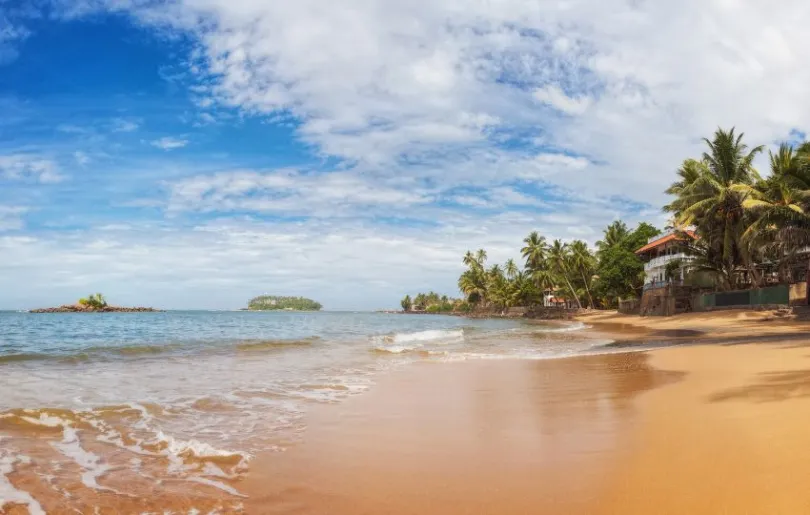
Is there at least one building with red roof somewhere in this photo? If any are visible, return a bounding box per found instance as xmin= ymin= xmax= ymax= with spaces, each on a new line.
xmin=635 ymin=230 xmax=697 ymax=290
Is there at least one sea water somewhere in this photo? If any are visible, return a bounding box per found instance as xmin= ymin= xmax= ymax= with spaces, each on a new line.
xmin=0 ymin=311 xmax=599 ymax=513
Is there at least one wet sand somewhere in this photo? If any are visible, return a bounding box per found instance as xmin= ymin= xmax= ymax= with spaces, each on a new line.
xmin=242 ymin=353 xmax=679 ymax=514
xmin=243 ymin=337 xmax=810 ymax=514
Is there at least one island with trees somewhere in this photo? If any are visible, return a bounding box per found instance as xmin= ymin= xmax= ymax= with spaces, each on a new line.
xmin=30 ymin=293 xmax=161 ymax=313
xmin=247 ymin=295 xmax=323 ymax=311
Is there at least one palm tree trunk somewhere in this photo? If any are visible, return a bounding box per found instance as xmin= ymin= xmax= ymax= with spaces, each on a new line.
xmin=806 ymin=261 xmax=810 ymax=306
xmin=579 ymin=269 xmax=595 ymax=308
xmin=562 ymin=273 xmax=583 ymax=309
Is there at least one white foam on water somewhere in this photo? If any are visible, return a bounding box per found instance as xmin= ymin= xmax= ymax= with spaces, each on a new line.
xmin=392 ymin=329 xmax=464 ymax=343
xmin=20 ymin=412 xmax=70 ymax=428
xmin=187 ymin=477 xmax=246 ymax=498
xmin=51 ymin=425 xmax=112 ymax=492
xmin=0 ymin=451 xmax=45 ymax=515
xmin=372 ymin=328 xmax=464 ymax=353
xmin=533 ymin=321 xmax=589 ymax=333
xmin=155 ymin=431 xmax=249 ymax=461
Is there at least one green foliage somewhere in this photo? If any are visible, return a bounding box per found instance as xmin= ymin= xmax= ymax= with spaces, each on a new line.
xmin=401 ymin=295 xmax=412 ymax=311
xmin=593 ymin=222 xmax=660 ymax=304
xmin=665 ymin=258 xmax=684 ymax=281
xmin=78 ymin=293 xmax=108 ymax=309
xmin=664 ymin=127 xmax=810 ymax=290
xmin=248 ymin=296 xmax=322 ymax=311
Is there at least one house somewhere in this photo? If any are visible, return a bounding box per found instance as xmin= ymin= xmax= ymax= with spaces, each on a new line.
xmin=635 ymin=230 xmax=697 ymax=290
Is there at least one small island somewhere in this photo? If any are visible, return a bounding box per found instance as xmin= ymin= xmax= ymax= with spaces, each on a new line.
xmin=247 ymin=295 xmax=322 ymax=311
xmin=30 ymin=293 xmax=161 ymax=313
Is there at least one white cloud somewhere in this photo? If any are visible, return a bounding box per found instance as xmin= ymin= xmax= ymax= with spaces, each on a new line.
xmin=0 ymin=202 xmax=651 ymax=309
xmin=151 ymin=137 xmax=189 ymax=150
xmin=21 ymin=0 xmax=810 ymax=307
xmin=0 ymin=10 xmax=31 ymax=64
xmin=74 ymin=151 xmax=91 ymax=165
xmin=56 ymin=124 xmax=89 ymax=134
xmin=0 ymin=206 xmax=27 ymax=231
xmin=91 ymin=0 xmax=810 ymax=207
xmin=168 ymin=169 xmax=432 ymax=216
xmin=0 ymin=155 xmax=64 ymax=183
xmin=533 ymin=85 xmax=592 ymax=115
xmin=111 ymin=118 xmax=139 ymax=132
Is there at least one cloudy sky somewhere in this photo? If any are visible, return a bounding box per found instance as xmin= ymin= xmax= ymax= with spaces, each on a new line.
xmin=0 ymin=0 xmax=807 ymax=309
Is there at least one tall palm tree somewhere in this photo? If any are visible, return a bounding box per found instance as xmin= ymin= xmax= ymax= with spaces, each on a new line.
xmin=504 ymin=258 xmax=519 ymax=280
xmin=569 ymin=240 xmax=595 ymax=308
xmin=666 ymin=127 xmax=764 ymax=289
xmin=521 ymin=231 xmax=548 ymax=269
xmin=596 ymin=221 xmax=629 ymax=255
xmin=734 ymin=158 xmax=810 ymax=283
xmin=547 ymin=239 xmax=582 ymax=309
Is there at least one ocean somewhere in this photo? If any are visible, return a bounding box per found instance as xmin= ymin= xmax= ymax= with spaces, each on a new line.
xmin=0 ymin=310 xmax=601 ymax=513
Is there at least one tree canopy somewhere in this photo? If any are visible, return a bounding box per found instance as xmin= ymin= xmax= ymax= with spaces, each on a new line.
xmin=248 ymin=296 xmax=323 ymax=311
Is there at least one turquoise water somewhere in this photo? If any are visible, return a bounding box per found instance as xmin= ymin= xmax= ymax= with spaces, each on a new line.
xmin=0 ymin=311 xmax=594 ymax=512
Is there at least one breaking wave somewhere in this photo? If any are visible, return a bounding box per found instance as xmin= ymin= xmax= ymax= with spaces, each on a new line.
xmin=370 ymin=329 xmax=465 ymax=353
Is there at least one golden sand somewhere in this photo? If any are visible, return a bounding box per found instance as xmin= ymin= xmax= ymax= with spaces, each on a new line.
xmin=242 ymin=311 xmax=810 ymax=514
xmin=242 ymin=353 xmax=679 ymax=514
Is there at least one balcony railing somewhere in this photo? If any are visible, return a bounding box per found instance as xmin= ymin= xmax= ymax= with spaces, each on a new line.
xmin=643 ymin=279 xmax=684 ymax=291
xmin=644 ymin=253 xmax=691 ymax=271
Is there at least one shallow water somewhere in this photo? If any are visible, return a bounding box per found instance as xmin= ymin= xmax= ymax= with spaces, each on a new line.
xmin=0 ymin=311 xmax=609 ymax=513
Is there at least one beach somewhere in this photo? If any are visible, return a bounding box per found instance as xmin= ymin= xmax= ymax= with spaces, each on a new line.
xmin=240 ymin=310 xmax=810 ymax=514
xmin=6 ymin=310 xmax=810 ymax=513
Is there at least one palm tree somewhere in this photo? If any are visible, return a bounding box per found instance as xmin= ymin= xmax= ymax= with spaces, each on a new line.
xmin=596 ymin=221 xmax=629 ymax=254
xmin=547 ymin=240 xmax=582 ymax=309
xmin=734 ymin=155 xmax=810 ymax=283
xmin=521 ymin=231 xmax=548 ymax=269
xmin=666 ymin=127 xmax=764 ymax=289
xmin=569 ymin=240 xmax=596 ymax=308
xmin=504 ymin=259 xmax=519 ymax=280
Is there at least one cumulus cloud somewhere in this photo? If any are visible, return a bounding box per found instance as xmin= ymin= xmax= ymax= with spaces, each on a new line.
xmin=0 ymin=201 xmax=653 ymax=309
xmin=0 ymin=155 xmax=64 ymax=183
xmin=91 ymin=0 xmax=810 ymax=204
xmin=16 ymin=0 xmax=810 ymax=307
xmin=151 ymin=137 xmax=189 ymax=150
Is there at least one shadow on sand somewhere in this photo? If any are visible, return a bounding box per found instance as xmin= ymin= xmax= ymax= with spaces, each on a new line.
xmin=708 ymin=369 xmax=810 ymax=403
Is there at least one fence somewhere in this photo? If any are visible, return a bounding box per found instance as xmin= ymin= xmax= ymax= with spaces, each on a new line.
xmin=695 ymin=284 xmax=789 ymax=311
xmin=618 ymin=298 xmax=640 ymax=314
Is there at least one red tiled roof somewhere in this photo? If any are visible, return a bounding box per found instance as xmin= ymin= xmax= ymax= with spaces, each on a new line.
xmin=635 ymin=230 xmax=696 ymax=255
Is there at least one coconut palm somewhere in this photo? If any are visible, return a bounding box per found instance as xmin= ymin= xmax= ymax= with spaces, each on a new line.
xmin=547 ymin=240 xmax=582 ymax=309
xmin=569 ymin=240 xmax=596 ymax=308
xmin=666 ymin=127 xmax=764 ymax=289
xmin=596 ymin=221 xmax=630 ymax=256
xmin=504 ymin=259 xmax=519 ymax=280
xmin=521 ymin=231 xmax=548 ymax=270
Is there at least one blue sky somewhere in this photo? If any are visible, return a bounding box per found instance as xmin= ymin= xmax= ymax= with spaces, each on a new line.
xmin=0 ymin=0 xmax=806 ymax=309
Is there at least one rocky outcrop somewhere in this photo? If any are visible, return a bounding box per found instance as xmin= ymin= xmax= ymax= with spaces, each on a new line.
xmin=30 ymin=304 xmax=161 ymax=313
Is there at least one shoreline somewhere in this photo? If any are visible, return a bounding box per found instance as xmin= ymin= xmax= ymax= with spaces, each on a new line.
xmin=239 ymin=309 xmax=810 ymax=514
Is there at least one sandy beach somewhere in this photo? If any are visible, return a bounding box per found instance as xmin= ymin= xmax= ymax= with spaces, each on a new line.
xmin=241 ymin=310 xmax=810 ymax=514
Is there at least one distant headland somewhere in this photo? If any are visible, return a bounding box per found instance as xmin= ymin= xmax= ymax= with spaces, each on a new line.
xmin=246 ymin=295 xmax=322 ymax=311
xmin=30 ymin=293 xmax=161 ymax=313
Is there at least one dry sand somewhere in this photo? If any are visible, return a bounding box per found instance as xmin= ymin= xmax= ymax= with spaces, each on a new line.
xmin=242 ymin=310 xmax=810 ymax=514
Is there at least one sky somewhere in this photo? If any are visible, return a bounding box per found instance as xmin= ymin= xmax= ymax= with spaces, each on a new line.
xmin=0 ymin=0 xmax=808 ymax=310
